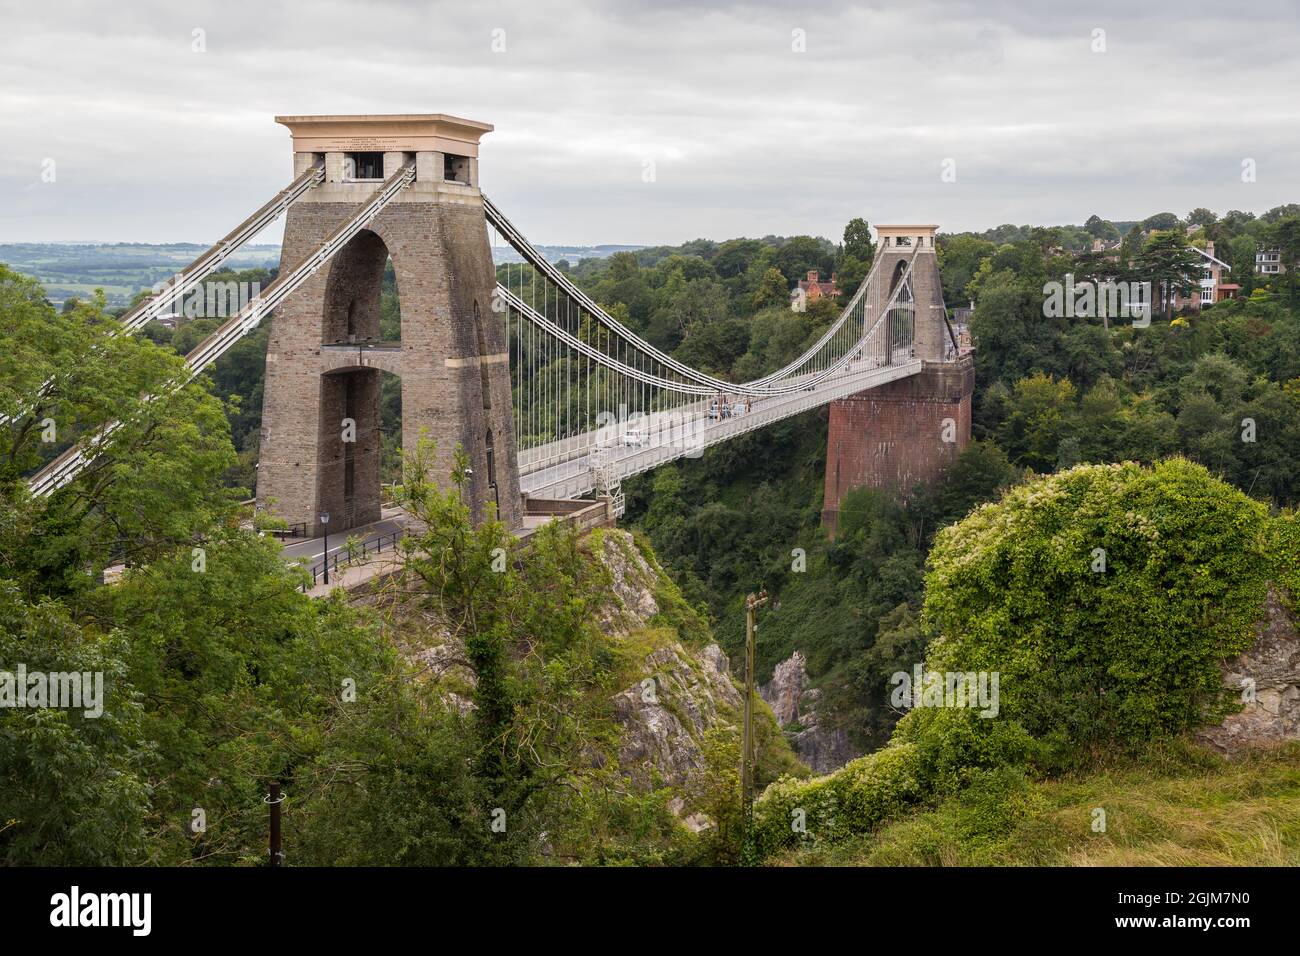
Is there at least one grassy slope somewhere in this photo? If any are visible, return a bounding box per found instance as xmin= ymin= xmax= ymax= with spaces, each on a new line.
xmin=776 ymin=743 xmax=1300 ymax=866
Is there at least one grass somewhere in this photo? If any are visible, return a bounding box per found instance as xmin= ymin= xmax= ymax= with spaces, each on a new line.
xmin=775 ymin=742 xmax=1300 ymax=866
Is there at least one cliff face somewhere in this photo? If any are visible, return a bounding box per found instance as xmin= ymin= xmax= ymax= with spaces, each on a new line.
xmin=760 ymin=650 xmax=857 ymax=773
xmin=397 ymin=527 xmax=800 ymax=803
xmin=612 ymin=642 xmax=740 ymax=789
xmin=595 ymin=530 xmax=749 ymax=789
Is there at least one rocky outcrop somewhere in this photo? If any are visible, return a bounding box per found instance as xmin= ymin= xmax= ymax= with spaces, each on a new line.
xmin=594 ymin=530 xmax=756 ymax=794
xmin=594 ymin=529 xmax=660 ymax=633
xmin=1198 ymin=589 xmax=1300 ymax=755
xmin=392 ymin=529 xmax=780 ymax=812
xmin=612 ymin=640 xmax=742 ymax=788
xmin=760 ymin=650 xmax=857 ymax=773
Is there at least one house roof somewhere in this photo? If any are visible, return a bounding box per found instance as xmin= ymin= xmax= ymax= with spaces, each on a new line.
xmin=1194 ymin=246 xmax=1231 ymax=270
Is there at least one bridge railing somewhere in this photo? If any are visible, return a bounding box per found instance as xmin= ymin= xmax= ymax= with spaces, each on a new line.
xmin=300 ymin=528 xmax=405 ymax=591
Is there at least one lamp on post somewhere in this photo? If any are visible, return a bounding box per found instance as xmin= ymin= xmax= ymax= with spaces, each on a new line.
xmin=319 ymin=511 xmax=331 ymax=585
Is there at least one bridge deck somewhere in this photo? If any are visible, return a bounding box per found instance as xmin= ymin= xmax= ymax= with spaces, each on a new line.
xmin=519 ymin=357 xmax=924 ymax=500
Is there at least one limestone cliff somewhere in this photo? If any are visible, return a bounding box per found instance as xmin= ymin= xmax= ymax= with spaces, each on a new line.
xmin=760 ymin=650 xmax=857 ymax=773
xmin=595 ymin=529 xmax=790 ymax=791
xmin=394 ymin=527 xmax=802 ymax=803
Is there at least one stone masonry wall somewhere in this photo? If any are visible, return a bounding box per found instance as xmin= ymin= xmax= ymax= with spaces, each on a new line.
xmin=823 ymin=357 xmax=974 ymax=534
xmin=257 ymin=182 xmax=522 ymax=535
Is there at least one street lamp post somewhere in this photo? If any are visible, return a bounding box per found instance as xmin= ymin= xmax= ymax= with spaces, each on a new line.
xmin=319 ymin=511 xmax=330 ymax=585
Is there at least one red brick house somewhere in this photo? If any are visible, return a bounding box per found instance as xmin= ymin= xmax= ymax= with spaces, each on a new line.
xmin=792 ymin=269 xmax=840 ymax=309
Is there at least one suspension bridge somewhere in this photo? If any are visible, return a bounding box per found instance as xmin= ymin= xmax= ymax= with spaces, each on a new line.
xmin=14 ymin=114 xmax=972 ymax=548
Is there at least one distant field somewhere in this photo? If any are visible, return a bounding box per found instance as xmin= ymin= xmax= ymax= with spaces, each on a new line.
xmin=1 ymin=240 xmax=641 ymax=308
xmin=0 ymin=242 xmax=282 ymax=308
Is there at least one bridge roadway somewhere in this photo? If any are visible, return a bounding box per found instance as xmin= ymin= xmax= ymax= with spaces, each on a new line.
xmin=276 ymin=357 xmax=925 ymax=564
xmin=518 ymin=355 xmax=924 ymax=500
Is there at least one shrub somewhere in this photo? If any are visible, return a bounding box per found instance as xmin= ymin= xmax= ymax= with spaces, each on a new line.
xmin=923 ymin=458 xmax=1276 ymax=754
xmin=753 ymin=742 xmax=921 ymax=854
xmin=892 ymin=707 xmax=1043 ymax=794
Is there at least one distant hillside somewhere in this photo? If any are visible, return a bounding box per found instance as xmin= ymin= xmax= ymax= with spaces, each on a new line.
xmin=490 ymin=243 xmax=644 ymax=265
xmin=0 ymin=242 xmax=281 ymax=308
xmin=0 ymin=241 xmax=643 ymax=307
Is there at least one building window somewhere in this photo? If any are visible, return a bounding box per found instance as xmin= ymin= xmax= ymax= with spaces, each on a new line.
xmin=343 ymin=152 xmax=384 ymax=181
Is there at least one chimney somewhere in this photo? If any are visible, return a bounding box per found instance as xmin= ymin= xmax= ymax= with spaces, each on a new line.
xmin=1206 ymin=240 xmax=1215 ymax=257
xmin=807 ymin=269 xmax=819 ymax=282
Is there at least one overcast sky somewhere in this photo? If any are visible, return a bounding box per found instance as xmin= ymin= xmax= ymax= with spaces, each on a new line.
xmin=2 ymin=0 xmax=1299 ymax=246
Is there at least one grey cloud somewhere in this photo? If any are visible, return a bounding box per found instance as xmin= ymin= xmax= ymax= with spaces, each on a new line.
xmin=1 ymin=0 xmax=1297 ymax=245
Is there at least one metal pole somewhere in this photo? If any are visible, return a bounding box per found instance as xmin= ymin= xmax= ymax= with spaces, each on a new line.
xmin=742 ymin=589 xmax=767 ymax=863
xmin=319 ymin=511 xmax=330 ymax=586
xmin=267 ymin=782 xmax=284 ymax=867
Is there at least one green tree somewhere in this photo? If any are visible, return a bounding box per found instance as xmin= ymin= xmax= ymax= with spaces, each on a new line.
xmin=995 ymin=373 xmax=1078 ymax=472
xmin=841 ymin=217 xmax=875 ymax=268
xmin=1140 ymin=212 xmax=1182 ymax=233
xmin=750 ymin=267 xmax=790 ymax=310
xmin=1135 ymin=230 xmax=1203 ymax=320
xmin=1084 ymin=214 xmax=1120 ymax=242
xmin=774 ymin=236 xmax=834 ymax=286
xmin=1269 ymin=217 xmax=1300 ymax=303
xmin=0 ymin=583 xmax=149 ymax=865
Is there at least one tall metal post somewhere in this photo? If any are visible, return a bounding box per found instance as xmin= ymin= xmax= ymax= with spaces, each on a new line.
xmin=741 ymin=589 xmax=767 ymax=862
xmin=267 ymin=782 xmax=284 ymax=867
xmin=319 ymin=511 xmax=330 ymax=585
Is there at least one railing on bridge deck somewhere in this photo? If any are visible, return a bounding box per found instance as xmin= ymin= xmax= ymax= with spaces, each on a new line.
xmin=300 ymin=528 xmax=405 ymax=592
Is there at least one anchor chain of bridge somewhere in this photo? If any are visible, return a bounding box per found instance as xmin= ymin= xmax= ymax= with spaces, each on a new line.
xmin=18 ymin=113 xmax=971 ymax=539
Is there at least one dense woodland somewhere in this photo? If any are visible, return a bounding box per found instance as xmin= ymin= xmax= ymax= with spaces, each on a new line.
xmin=3 ymin=202 xmax=1299 ymax=865
xmin=584 ymin=205 xmax=1300 ymax=750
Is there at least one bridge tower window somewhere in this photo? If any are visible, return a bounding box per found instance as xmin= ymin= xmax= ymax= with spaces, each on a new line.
xmin=344 ymin=152 xmax=384 ymax=181
xmin=444 ymin=153 xmax=471 ymax=184
xmin=486 ymin=429 xmax=499 ymax=515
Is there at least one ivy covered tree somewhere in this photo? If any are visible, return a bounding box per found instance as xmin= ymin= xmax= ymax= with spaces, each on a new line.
xmin=924 ymin=459 xmax=1280 ymax=756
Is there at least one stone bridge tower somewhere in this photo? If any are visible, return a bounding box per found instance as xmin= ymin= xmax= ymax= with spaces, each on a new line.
xmin=822 ymin=225 xmax=974 ymax=533
xmin=257 ymin=114 xmax=521 ymax=536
